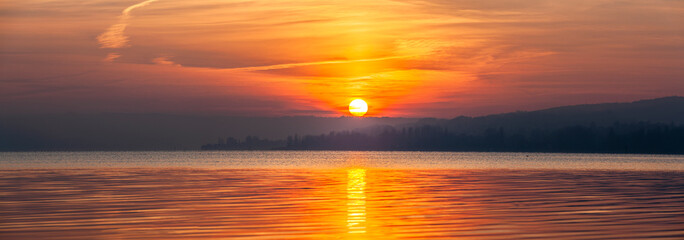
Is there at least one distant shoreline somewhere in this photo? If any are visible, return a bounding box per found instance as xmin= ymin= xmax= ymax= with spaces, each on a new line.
xmin=2 ymin=149 xmax=684 ymax=156
xmin=3 ymin=96 xmax=683 ymax=153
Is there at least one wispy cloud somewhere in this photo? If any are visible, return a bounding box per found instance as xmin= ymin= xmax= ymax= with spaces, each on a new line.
xmin=102 ymin=53 xmax=121 ymax=62
xmin=97 ymin=0 xmax=160 ymax=49
xmin=223 ymin=55 xmax=411 ymax=72
xmin=152 ymin=56 xmax=181 ymax=67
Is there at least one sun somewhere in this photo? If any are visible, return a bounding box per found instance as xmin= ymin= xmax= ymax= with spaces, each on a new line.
xmin=349 ymin=99 xmax=368 ymax=117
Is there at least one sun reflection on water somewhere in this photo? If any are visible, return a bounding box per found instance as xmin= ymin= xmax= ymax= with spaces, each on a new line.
xmin=347 ymin=168 xmax=367 ymax=234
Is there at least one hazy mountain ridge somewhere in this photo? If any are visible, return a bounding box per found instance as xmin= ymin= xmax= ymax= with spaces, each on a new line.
xmin=410 ymin=96 xmax=684 ymax=135
xmin=266 ymin=96 xmax=684 ymax=153
xmin=1 ymin=96 xmax=682 ymax=151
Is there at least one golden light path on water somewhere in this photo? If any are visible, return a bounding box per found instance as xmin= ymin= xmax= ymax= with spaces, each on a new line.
xmin=347 ymin=169 xmax=367 ymax=234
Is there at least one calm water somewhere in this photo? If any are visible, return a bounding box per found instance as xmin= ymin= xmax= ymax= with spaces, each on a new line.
xmin=1 ymin=151 xmax=684 ymax=239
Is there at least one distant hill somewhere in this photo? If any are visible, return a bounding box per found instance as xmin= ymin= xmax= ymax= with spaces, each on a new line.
xmin=268 ymin=96 xmax=684 ymax=153
xmin=414 ymin=96 xmax=684 ymax=135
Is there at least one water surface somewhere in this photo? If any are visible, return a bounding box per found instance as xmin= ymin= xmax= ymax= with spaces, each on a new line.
xmin=1 ymin=151 xmax=683 ymax=239
xmin=2 ymin=151 xmax=684 ymax=170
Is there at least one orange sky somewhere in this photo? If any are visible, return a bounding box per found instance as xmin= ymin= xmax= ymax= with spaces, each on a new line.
xmin=1 ymin=0 xmax=683 ymax=117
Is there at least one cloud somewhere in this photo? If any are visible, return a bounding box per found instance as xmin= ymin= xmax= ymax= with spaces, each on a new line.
xmin=152 ymin=56 xmax=181 ymax=67
xmin=3 ymin=0 xmax=683 ymax=117
xmin=222 ymin=55 xmax=412 ymax=72
xmin=102 ymin=53 xmax=121 ymax=62
xmin=97 ymin=0 xmax=160 ymax=49
xmin=97 ymin=23 xmax=129 ymax=49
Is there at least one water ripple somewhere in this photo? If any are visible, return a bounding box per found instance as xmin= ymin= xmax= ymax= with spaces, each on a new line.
xmin=1 ymin=168 xmax=683 ymax=239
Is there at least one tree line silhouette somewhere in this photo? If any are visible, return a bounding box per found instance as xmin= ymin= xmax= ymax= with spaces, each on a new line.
xmin=202 ymin=121 xmax=684 ymax=154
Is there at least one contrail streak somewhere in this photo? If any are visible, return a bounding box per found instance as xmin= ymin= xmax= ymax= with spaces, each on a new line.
xmin=98 ymin=0 xmax=160 ymax=49
xmin=222 ymin=55 xmax=411 ymax=72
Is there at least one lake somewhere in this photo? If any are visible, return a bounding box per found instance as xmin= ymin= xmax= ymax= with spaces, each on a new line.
xmin=1 ymin=151 xmax=684 ymax=239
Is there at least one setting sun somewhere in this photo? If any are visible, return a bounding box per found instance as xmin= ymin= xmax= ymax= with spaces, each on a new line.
xmin=349 ymin=99 xmax=368 ymax=117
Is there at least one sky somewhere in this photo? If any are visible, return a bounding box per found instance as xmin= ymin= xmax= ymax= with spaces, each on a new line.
xmin=1 ymin=0 xmax=683 ymax=118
